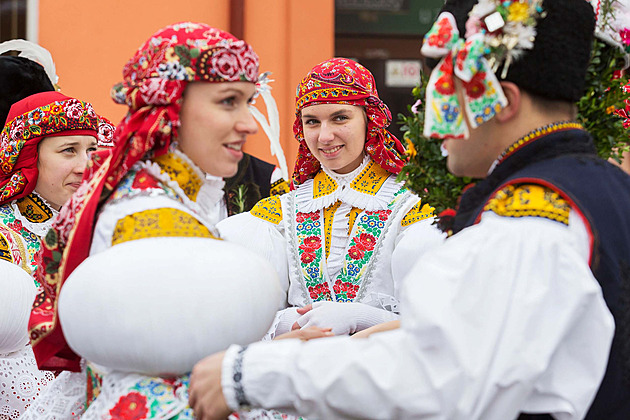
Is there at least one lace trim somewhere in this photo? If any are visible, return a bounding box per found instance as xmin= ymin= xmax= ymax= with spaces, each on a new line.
xmin=10 ymin=192 xmax=58 ymax=238
xmin=296 ymin=159 xmax=401 ymax=213
xmin=0 ymin=345 xmax=56 ymax=419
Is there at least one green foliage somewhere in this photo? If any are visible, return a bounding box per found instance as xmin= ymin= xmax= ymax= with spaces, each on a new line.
xmin=396 ymin=77 xmax=473 ymax=214
xmin=577 ymin=38 xmax=630 ymax=162
xmin=399 ymin=40 xmax=630 ymax=213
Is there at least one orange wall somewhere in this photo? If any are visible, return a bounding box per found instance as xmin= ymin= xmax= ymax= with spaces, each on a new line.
xmin=38 ymin=0 xmax=334 ymax=178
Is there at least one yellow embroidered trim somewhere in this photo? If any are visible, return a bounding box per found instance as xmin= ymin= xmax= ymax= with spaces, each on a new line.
xmin=499 ymin=122 xmax=583 ymax=163
xmin=270 ymin=178 xmax=290 ymax=196
xmin=250 ymin=196 xmax=283 ymax=225
xmin=16 ymin=193 xmax=53 ymax=223
xmin=312 ymin=170 xmax=339 ymax=199
xmin=401 ymin=201 xmax=435 ymax=227
xmin=349 ymin=160 xmax=390 ymax=196
xmin=348 ymin=207 xmax=361 ymax=234
xmin=111 ymin=208 xmax=217 ymax=246
xmin=0 ymin=231 xmax=14 ymax=264
xmin=484 ymin=184 xmax=571 ymax=225
xmin=323 ymin=201 xmax=342 ymax=260
xmin=153 ymin=152 xmax=203 ymax=201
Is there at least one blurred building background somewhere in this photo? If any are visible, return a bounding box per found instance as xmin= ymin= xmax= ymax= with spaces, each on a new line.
xmin=0 ymin=0 xmax=441 ymax=175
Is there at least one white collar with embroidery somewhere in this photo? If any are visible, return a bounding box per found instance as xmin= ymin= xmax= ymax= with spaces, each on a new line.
xmin=11 ymin=191 xmax=59 ymax=238
xmin=296 ymin=156 xmax=401 ymax=212
xmin=143 ymin=148 xmax=225 ymax=221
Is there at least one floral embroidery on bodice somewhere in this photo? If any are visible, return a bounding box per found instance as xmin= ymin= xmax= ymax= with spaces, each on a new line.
xmin=0 ymin=192 xmax=57 ymax=280
xmin=290 ymin=158 xmax=410 ymax=303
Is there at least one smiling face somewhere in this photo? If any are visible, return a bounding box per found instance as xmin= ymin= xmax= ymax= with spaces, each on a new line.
xmin=178 ymin=81 xmax=258 ymax=178
xmin=35 ymin=135 xmax=97 ymax=210
xmin=301 ymin=103 xmax=367 ymax=174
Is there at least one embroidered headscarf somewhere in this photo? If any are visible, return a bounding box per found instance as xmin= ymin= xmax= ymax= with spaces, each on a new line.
xmin=0 ymin=91 xmax=114 ymax=205
xmin=292 ymin=58 xmax=406 ymax=187
xmin=29 ymin=22 xmax=260 ymax=371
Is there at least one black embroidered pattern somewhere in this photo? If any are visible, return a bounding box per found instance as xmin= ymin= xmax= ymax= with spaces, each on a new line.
xmin=233 ymin=345 xmax=250 ymax=409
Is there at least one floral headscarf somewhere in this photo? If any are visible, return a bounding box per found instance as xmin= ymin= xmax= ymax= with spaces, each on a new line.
xmin=292 ymin=58 xmax=406 ymax=187
xmin=29 ymin=22 xmax=260 ymax=371
xmin=0 ymin=91 xmax=114 ymax=205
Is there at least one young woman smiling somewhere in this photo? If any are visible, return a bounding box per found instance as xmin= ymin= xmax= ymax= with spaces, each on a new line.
xmin=27 ymin=23 xmax=283 ymax=420
xmin=0 ymin=90 xmax=113 ymax=419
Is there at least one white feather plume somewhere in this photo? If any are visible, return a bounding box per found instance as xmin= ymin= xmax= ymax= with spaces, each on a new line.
xmin=0 ymin=39 xmax=58 ymax=85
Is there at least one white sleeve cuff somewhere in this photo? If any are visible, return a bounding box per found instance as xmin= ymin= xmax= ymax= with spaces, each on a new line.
xmin=221 ymin=344 xmax=245 ymax=411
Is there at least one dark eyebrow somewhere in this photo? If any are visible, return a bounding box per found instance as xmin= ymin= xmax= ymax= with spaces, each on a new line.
xmin=302 ymin=109 xmax=351 ymax=119
xmin=57 ymin=140 xmax=80 ymax=148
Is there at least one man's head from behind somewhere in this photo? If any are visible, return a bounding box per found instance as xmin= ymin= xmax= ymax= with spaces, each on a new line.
xmin=422 ymin=0 xmax=596 ymax=177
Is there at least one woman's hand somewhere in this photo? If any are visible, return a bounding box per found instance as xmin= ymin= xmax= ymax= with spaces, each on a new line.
xmin=291 ymin=301 xmax=398 ymax=335
xmin=274 ymin=326 xmax=333 ymax=341
xmin=351 ymin=320 xmax=401 ymax=338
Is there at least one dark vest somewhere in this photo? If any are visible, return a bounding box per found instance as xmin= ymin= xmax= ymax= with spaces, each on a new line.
xmin=453 ymin=128 xmax=630 ymax=419
xmin=223 ymin=153 xmax=276 ymax=216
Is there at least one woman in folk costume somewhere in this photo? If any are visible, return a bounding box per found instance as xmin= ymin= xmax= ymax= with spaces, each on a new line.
xmin=219 ymin=58 xmax=444 ymax=341
xmin=27 ymin=22 xmax=282 ymax=419
xmin=0 ymin=91 xmax=113 ymax=419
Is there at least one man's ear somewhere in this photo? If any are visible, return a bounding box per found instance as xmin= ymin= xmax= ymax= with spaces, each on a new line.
xmin=495 ymin=81 xmax=521 ymax=123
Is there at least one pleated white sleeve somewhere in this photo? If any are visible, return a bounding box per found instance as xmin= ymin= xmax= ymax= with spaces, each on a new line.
xmin=222 ymin=210 xmax=614 ymax=420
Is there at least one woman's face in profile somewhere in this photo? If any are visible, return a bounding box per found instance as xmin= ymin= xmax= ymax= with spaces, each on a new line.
xmin=178 ymin=81 xmax=258 ymax=178
xmin=301 ymin=103 xmax=367 ymax=174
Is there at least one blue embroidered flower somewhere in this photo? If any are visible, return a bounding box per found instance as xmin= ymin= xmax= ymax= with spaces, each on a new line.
xmin=376 ymin=220 xmax=385 ymax=229
xmin=441 ymin=103 xmax=459 ymax=123
xmin=306 ymin=266 xmax=320 ymax=279
xmin=347 ymin=263 xmax=360 ymax=276
xmin=367 ymin=219 xmax=377 ymax=228
xmin=313 ymin=220 xmax=321 ymax=228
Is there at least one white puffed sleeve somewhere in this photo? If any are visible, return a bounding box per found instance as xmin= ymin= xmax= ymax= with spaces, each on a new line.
xmin=222 ymin=210 xmax=614 ymax=420
xmin=391 ymin=217 xmax=445 ymax=297
xmin=218 ymin=212 xmax=289 ymax=303
xmin=0 ymin=260 xmax=36 ymax=353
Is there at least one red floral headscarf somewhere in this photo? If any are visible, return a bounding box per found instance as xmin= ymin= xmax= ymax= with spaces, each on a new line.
xmin=292 ymin=58 xmax=406 ymax=186
xmin=29 ymin=22 xmax=260 ymax=371
xmin=0 ymin=91 xmax=114 ymax=205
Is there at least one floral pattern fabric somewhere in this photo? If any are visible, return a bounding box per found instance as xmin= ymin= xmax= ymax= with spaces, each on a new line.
xmin=292 ymin=58 xmax=406 ymax=186
xmin=421 ymin=12 xmax=508 ymax=140
xmin=295 ymin=187 xmax=405 ymax=303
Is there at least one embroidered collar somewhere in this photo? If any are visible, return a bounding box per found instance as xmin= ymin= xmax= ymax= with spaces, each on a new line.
xmin=497 ymin=121 xmax=583 ymax=166
xmin=452 ymin=126 xmax=596 ymax=234
xmin=10 ymin=191 xmax=58 ymax=238
xmin=153 ymin=149 xmax=205 ymax=201
xmin=296 ymin=157 xmax=401 ymax=212
xmin=16 ymin=192 xmax=54 ymax=223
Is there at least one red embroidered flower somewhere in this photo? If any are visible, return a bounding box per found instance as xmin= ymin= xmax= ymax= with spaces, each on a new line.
xmin=65 ymin=101 xmax=84 ymax=120
xmin=49 ymin=104 xmax=64 ymax=115
xmin=301 ymin=251 xmax=316 ymax=264
xmin=211 ymin=49 xmax=241 ymax=81
xmin=333 ymin=280 xmax=359 ymax=299
xmin=108 ymin=392 xmax=149 ymax=420
xmin=455 ymin=48 xmax=468 ymax=72
xmin=435 ymin=75 xmax=455 ymax=96
xmin=348 ymin=245 xmax=365 ymax=260
xmin=299 ymin=236 xmax=321 ymax=251
xmin=378 ymin=210 xmax=391 ymax=221
xmin=355 ymin=233 xmax=376 ymax=251
xmin=7 ymin=219 xmax=23 ymax=232
xmin=132 ymin=170 xmax=160 ymax=190
xmin=463 ymin=72 xmax=486 ymax=99
xmin=296 ymin=211 xmax=319 ymax=222
xmin=309 ymin=283 xmax=330 ymax=300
